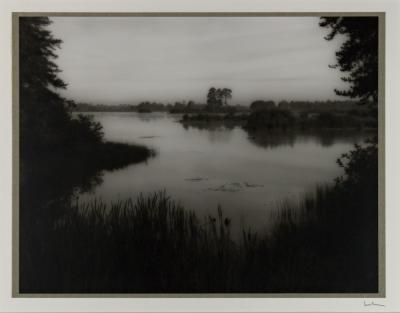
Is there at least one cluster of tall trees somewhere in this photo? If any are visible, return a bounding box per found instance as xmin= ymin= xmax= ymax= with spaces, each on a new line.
xmin=206 ymin=87 xmax=232 ymax=111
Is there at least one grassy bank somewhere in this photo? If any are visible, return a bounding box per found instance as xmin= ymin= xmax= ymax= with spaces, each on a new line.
xmin=22 ymin=140 xmax=154 ymax=174
xmin=91 ymin=141 xmax=154 ymax=170
xmin=20 ymin=141 xmax=378 ymax=293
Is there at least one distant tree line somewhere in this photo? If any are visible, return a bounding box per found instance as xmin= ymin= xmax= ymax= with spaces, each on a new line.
xmin=71 ymin=101 xmax=207 ymax=113
xmin=72 ymin=98 xmax=372 ymax=115
xmin=181 ymin=96 xmax=377 ymax=130
xmin=249 ymin=99 xmax=373 ymax=112
xmin=276 ymin=100 xmax=375 ymax=111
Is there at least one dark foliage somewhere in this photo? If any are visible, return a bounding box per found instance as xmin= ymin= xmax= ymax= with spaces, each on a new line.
xmin=181 ymin=113 xmax=248 ymax=124
xmin=336 ymin=138 xmax=378 ymax=193
xmin=19 ymin=17 xmax=105 ymax=157
xmin=301 ymin=112 xmax=360 ymax=129
xmin=319 ymin=17 xmax=378 ymax=102
xmin=19 ymin=17 xmax=153 ymax=166
xmin=206 ymin=87 xmax=232 ymax=111
xmin=246 ymin=108 xmax=295 ymax=130
xmin=250 ymin=100 xmax=276 ymax=111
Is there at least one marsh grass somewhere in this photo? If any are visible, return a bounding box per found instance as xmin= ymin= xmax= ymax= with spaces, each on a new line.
xmin=20 ymin=182 xmax=378 ymax=293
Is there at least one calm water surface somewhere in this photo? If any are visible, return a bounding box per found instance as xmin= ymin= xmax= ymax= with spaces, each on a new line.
xmin=78 ymin=112 xmax=368 ymax=235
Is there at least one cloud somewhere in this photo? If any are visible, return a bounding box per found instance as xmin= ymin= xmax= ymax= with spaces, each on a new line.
xmin=49 ymin=16 xmax=346 ymax=105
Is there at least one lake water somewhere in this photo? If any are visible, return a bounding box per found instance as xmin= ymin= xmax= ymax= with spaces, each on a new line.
xmin=78 ymin=112 xmax=369 ymax=236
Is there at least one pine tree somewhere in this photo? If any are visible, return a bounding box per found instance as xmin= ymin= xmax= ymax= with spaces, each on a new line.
xmin=221 ymin=88 xmax=232 ymax=105
xmin=20 ymin=17 xmax=71 ymax=152
xmin=19 ymin=17 xmax=103 ymax=156
xmin=319 ymin=17 xmax=378 ymax=103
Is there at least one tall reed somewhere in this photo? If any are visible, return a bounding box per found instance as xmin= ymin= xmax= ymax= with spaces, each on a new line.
xmin=20 ymin=183 xmax=378 ymax=293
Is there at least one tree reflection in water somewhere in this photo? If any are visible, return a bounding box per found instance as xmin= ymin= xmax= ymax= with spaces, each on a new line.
xmin=182 ymin=121 xmax=374 ymax=149
xmin=247 ymin=129 xmax=375 ymax=149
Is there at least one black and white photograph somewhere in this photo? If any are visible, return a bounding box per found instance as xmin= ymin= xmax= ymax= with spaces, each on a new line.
xmin=17 ymin=14 xmax=381 ymax=295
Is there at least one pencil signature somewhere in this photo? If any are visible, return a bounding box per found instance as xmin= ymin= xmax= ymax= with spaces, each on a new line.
xmin=364 ymin=300 xmax=385 ymax=307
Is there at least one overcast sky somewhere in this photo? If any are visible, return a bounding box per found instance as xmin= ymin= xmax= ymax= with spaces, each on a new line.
xmin=49 ymin=16 xmax=347 ymax=106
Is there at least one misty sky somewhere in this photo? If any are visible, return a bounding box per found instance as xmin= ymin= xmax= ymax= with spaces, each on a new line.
xmin=49 ymin=16 xmax=348 ymax=105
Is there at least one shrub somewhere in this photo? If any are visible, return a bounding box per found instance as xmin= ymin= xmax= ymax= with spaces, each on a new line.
xmin=250 ymin=100 xmax=276 ymax=111
xmin=246 ymin=108 xmax=295 ymax=130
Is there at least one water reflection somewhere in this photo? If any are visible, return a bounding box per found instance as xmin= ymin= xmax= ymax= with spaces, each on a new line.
xmin=19 ymin=113 xmax=378 ymax=293
xmin=22 ymin=113 xmax=372 ymax=243
xmin=134 ymin=112 xmax=168 ymax=122
xmin=69 ymin=113 xmax=371 ymax=240
xmin=247 ymin=130 xmax=297 ymax=149
xmin=246 ymin=129 xmax=374 ymax=149
xmin=182 ymin=122 xmax=235 ymax=131
xmin=180 ymin=120 xmax=374 ymax=149
xmin=181 ymin=122 xmax=238 ymax=142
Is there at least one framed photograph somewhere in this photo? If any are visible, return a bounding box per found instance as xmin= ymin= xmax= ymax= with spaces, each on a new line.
xmin=1 ymin=0 xmax=400 ymax=312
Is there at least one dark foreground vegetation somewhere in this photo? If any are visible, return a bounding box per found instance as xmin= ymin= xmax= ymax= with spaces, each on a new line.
xmin=20 ymin=140 xmax=378 ymax=293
